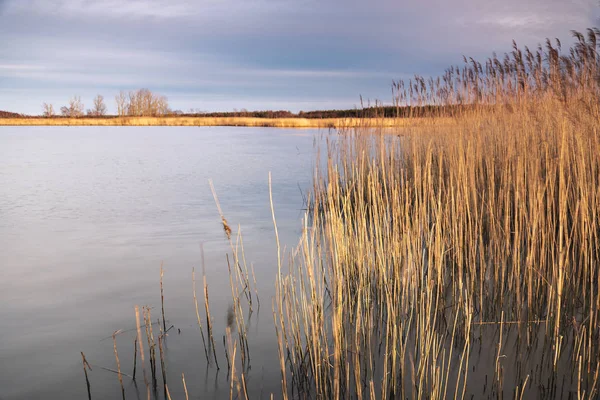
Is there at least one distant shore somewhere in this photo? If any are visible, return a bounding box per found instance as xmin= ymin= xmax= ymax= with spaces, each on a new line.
xmin=0 ymin=116 xmax=450 ymax=128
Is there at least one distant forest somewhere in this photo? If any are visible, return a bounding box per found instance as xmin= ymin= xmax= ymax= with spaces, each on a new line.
xmin=168 ymin=105 xmax=467 ymax=118
xmin=0 ymin=88 xmax=471 ymax=119
xmin=0 ymin=105 xmax=468 ymax=119
xmin=0 ymin=110 xmax=22 ymax=118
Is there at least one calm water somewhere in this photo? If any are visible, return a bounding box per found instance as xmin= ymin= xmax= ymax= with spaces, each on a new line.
xmin=0 ymin=126 xmax=324 ymax=399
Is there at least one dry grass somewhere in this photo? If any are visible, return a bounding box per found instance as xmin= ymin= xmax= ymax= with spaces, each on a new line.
xmin=81 ymin=28 xmax=600 ymax=399
xmin=273 ymin=28 xmax=600 ymax=399
xmin=0 ymin=116 xmax=450 ymax=129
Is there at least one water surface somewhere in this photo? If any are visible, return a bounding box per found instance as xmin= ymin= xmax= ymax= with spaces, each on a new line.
xmin=0 ymin=126 xmax=323 ymax=399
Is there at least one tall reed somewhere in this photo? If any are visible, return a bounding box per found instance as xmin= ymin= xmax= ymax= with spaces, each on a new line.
xmin=82 ymin=27 xmax=600 ymax=400
xmin=274 ymin=28 xmax=600 ymax=399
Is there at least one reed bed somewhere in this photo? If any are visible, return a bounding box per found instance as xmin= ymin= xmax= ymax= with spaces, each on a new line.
xmin=80 ymin=28 xmax=600 ymax=399
xmin=273 ymin=29 xmax=600 ymax=399
xmin=0 ymin=116 xmax=448 ymax=128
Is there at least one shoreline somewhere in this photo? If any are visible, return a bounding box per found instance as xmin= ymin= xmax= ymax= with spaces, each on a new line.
xmin=0 ymin=116 xmax=449 ymax=128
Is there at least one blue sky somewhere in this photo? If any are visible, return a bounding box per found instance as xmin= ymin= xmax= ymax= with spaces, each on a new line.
xmin=0 ymin=0 xmax=597 ymax=115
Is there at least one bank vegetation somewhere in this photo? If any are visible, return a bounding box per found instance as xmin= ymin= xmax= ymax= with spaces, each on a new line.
xmin=0 ymin=115 xmax=450 ymax=129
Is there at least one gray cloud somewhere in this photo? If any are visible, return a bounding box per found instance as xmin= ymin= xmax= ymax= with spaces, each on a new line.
xmin=0 ymin=0 xmax=597 ymax=114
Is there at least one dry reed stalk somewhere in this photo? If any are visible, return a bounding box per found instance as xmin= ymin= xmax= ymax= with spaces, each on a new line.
xmin=207 ymin=183 xmax=255 ymax=373
xmin=223 ymin=334 xmax=231 ymax=371
xmin=192 ymin=266 xmax=210 ymax=362
xmin=203 ymin=269 xmax=220 ymax=370
xmin=209 ymin=179 xmax=231 ymax=240
xmin=134 ymin=306 xmax=149 ymax=390
xmin=242 ymin=373 xmax=249 ymax=400
xmin=112 ymin=330 xmax=125 ymax=400
xmin=268 ymin=172 xmax=282 ymax=280
xmin=209 ymin=180 xmax=254 ymax=315
xmin=250 ymin=263 xmax=260 ymax=309
xmin=80 ymin=351 xmax=92 ymax=400
xmin=92 ymin=364 xmax=135 ymax=379
xmin=158 ymin=334 xmax=168 ymax=399
xmin=160 ymin=264 xmax=167 ymax=333
xmin=269 ymin=172 xmax=292 ymax=400
xmin=132 ymin=338 xmax=137 ymax=380
xmin=143 ymin=307 xmax=157 ymax=388
xmin=182 ymin=372 xmax=189 ymax=400
xmin=225 ymin=253 xmax=250 ymax=370
xmin=226 ymin=316 xmax=242 ymax=397
xmin=229 ymin=337 xmax=238 ymax=400
xmin=198 ymin=243 xmax=220 ymax=370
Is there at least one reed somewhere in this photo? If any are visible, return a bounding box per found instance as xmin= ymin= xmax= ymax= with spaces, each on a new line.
xmin=132 ymin=337 xmax=137 ymax=380
xmin=158 ymin=333 xmax=168 ymax=399
xmin=134 ymin=306 xmax=149 ymax=392
xmin=80 ymin=352 xmax=92 ymax=400
xmin=81 ymin=26 xmax=600 ymax=399
xmin=203 ymin=263 xmax=220 ymax=370
xmin=143 ymin=307 xmax=158 ymax=389
xmin=182 ymin=372 xmax=189 ymax=400
xmin=111 ymin=330 xmax=125 ymax=400
xmin=192 ymin=266 xmax=210 ymax=361
xmin=210 ymin=180 xmax=255 ymax=371
xmin=160 ymin=264 xmax=167 ymax=333
xmin=273 ymin=28 xmax=600 ymax=399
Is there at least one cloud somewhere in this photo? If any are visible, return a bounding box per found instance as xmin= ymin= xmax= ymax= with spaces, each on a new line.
xmin=6 ymin=0 xmax=194 ymax=19
xmin=0 ymin=0 xmax=597 ymax=114
xmin=4 ymin=0 xmax=308 ymax=20
xmin=0 ymin=64 xmax=46 ymax=71
xmin=452 ymin=0 xmax=595 ymax=39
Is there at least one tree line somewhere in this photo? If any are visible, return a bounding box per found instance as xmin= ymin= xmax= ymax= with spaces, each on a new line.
xmin=185 ymin=106 xmax=464 ymax=119
xmin=39 ymin=91 xmax=469 ymax=119
xmin=42 ymin=89 xmax=170 ymax=117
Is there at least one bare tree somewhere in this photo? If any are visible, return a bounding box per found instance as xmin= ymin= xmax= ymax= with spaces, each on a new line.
xmin=87 ymin=95 xmax=107 ymax=116
xmin=125 ymin=89 xmax=170 ymax=116
xmin=42 ymin=103 xmax=55 ymax=117
xmin=154 ymin=94 xmax=170 ymax=116
xmin=127 ymin=90 xmax=140 ymax=116
xmin=115 ymin=91 xmax=127 ymax=117
xmin=61 ymin=96 xmax=84 ymax=117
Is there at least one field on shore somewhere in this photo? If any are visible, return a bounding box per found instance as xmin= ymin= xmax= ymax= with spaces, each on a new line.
xmin=0 ymin=116 xmax=449 ymax=128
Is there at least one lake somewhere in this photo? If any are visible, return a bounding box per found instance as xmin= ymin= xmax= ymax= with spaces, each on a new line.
xmin=0 ymin=126 xmax=326 ymax=399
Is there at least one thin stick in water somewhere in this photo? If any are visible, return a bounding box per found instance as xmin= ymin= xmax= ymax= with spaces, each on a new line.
xmin=112 ymin=330 xmax=125 ymax=399
xmin=132 ymin=337 xmax=137 ymax=380
xmin=182 ymin=372 xmax=189 ymax=400
xmin=81 ymin=351 xmax=92 ymax=400
xmin=160 ymin=263 xmax=167 ymax=333
xmin=158 ymin=334 xmax=168 ymax=400
xmin=201 ymin=244 xmax=220 ymax=370
xmin=193 ymin=266 xmax=210 ymax=362
xmin=134 ymin=306 xmax=149 ymax=390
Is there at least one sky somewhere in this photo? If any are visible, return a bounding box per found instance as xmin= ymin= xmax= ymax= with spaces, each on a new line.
xmin=0 ymin=0 xmax=598 ymax=115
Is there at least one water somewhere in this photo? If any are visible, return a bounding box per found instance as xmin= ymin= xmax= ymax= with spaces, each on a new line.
xmin=0 ymin=126 xmax=323 ymax=400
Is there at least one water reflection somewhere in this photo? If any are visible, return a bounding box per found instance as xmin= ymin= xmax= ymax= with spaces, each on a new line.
xmin=0 ymin=126 xmax=323 ymax=399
